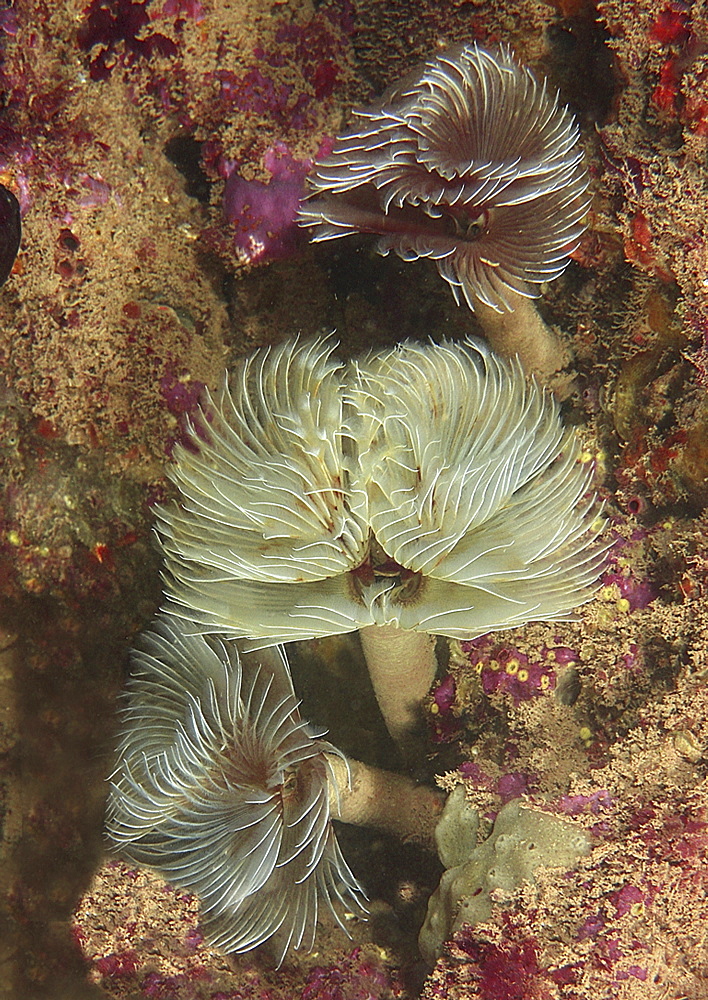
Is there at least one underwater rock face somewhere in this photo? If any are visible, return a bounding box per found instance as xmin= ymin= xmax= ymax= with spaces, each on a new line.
xmin=419 ymin=799 xmax=591 ymax=964
xmin=1 ymin=0 xmax=708 ymax=996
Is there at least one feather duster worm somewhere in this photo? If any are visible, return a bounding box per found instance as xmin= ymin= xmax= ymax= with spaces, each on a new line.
xmin=105 ymin=615 xmax=366 ymax=964
xmin=107 ymin=615 xmax=444 ymax=962
xmin=157 ymin=336 xmax=605 ymax=745
xmin=298 ymin=43 xmax=590 ymax=375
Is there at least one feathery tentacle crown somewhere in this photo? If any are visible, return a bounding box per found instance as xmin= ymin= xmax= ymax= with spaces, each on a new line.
xmin=157 ymin=336 xmax=605 ymax=644
xmin=297 ymin=42 xmax=590 ymax=313
xmin=105 ymin=614 xmax=365 ymax=965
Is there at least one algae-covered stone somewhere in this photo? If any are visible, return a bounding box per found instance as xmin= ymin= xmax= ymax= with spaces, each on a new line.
xmin=420 ymin=798 xmax=591 ymax=963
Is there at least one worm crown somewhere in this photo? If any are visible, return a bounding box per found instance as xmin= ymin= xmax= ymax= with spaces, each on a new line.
xmin=298 ymin=42 xmax=590 ymax=313
xmin=157 ymin=336 xmax=606 ymax=645
xmin=105 ymin=614 xmax=366 ymax=965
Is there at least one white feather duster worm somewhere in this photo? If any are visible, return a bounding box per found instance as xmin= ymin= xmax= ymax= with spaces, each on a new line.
xmin=157 ymin=335 xmax=605 ymax=745
xmin=105 ymin=614 xmax=367 ymax=965
xmin=348 ymin=337 xmax=604 ymax=742
xmin=157 ymin=336 xmax=377 ymax=644
xmin=298 ymin=43 xmax=590 ymax=375
xmin=157 ymin=336 xmax=369 ymax=592
xmin=351 ymin=339 xmax=604 ymax=635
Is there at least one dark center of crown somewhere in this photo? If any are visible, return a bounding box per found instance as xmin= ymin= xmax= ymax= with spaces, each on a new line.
xmin=449 ymin=205 xmax=490 ymax=241
xmin=350 ymin=536 xmax=424 ymax=604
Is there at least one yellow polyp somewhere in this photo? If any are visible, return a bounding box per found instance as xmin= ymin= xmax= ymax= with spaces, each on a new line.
xmin=540 ymin=674 xmax=550 ymax=691
xmin=599 ymin=584 xmax=618 ymax=601
xmin=673 ymin=730 xmax=701 ymax=762
xmin=474 ymin=660 xmax=484 ymax=674
xmin=505 ymin=658 xmax=520 ymax=675
xmin=517 ymin=668 xmax=529 ymax=682
xmin=616 ymin=598 xmax=631 ymax=614
xmin=489 ymin=659 xmax=500 ymax=671
xmin=630 ymin=901 xmax=645 ymax=918
xmin=596 ymin=606 xmax=617 ymax=627
xmin=7 ymin=531 xmax=21 ymax=546
xmin=578 ymin=725 xmax=592 ymax=742
xmin=430 ymin=702 xmax=440 ymax=715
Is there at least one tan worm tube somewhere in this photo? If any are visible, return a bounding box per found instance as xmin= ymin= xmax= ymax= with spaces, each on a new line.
xmin=326 ymin=754 xmax=444 ymax=851
xmin=358 ymin=624 xmax=437 ymax=748
xmin=474 ymin=288 xmax=570 ymax=378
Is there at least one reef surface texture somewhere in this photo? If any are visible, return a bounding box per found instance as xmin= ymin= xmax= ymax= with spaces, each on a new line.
xmin=1 ymin=0 xmax=708 ymax=998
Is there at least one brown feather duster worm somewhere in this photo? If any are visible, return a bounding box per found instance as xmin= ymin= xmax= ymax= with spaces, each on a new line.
xmin=298 ymin=42 xmax=589 ymax=314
